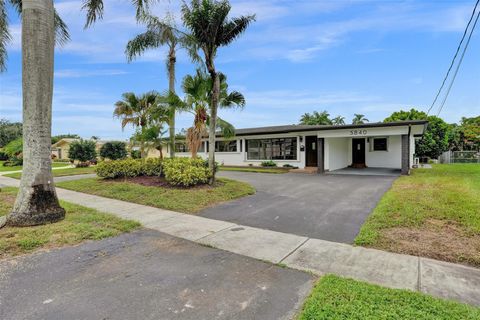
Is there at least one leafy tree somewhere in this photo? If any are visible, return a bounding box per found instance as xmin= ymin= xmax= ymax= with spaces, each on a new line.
xmin=383 ymin=108 xmax=449 ymax=158
xmin=182 ymin=0 xmax=255 ymax=183
xmin=51 ymin=133 xmax=80 ymax=144
xmin=352 ymin=114 xmax=369 ymax=124
xmin=0 ymin=119 xmax=22 ymax=147
xmin=114 ymin=91 xmax=160 ymax=158
xmin=3 ymin=137 xmax=22 ymax=158
xmin=300 ymin=111 xmax=332 ymax=125
xmin=459 ymin=116 xmax=480 ymax=150
xmin=331 ymin=116 xmax=345 ymax=126
xmin=126 ymin=13 xmax=200 ymax=158
xmin=68 ymin=140 xmax=97 ymax=165
xmin=99 ymin=141 xmax=128 ymax=160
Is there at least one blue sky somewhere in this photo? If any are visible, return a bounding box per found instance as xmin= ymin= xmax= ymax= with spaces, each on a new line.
xmin=1 ymin=0 xmax=479 ymax=140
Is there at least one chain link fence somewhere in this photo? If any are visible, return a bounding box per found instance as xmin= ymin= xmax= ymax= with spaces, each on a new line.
xmin=439 ymin=151 xmax=480 ymax=164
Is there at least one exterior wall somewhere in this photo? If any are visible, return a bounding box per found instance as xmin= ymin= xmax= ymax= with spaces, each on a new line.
xmin=325 ymin=138 xmax=349 ymax=171
xmin=366 ymin=135 xmax=402 ymax=169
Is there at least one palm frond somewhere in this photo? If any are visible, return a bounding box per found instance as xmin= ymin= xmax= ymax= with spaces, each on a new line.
xmin=216 ymin=117 xmax=235 ymax=139
xmin=125 ymin=30 xmax=160 ymax=61
xmin=83 ymin=0 xmax=155 ymax=28
xmin=219 ymin=15 xmax=255 ymax=46
xmin=0 ymin=0 xmax=11 ymax=72
xmin=54 ymin=9 xmax=70 ymax=46
xmin=220 ymin=91 xmax=245 ymax=109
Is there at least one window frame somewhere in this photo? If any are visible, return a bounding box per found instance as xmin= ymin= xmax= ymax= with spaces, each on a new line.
xmin=371 ymin=137 xmax=389 ymax=152
xmin=214 ymin=140 xmax=238 ymax=153
xmin=246 ymin=137 xmax=298 ymax=161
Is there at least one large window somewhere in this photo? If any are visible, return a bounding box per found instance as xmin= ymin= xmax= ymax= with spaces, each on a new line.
xmin=215 ymin=140 xmax=237 ymax=152
xmin=175 ymin=142 xmax=190 ymax=153
xmin=246 ymin=138 xmax=297 ymax=160
xmin=372 ymin=137 xmax=388 ymax=151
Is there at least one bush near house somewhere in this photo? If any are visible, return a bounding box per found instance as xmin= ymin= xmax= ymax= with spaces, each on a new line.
xmin=261 ymin=160 xmax=277 ymax=167
xmin=99 ymin=141 xmax=128 ymax=160
xmin=68 ymin=139 xmax=97 ymax=166
xmin=2 ymin=137 xmax=23 ymax=166
xmin=163 ymin=157 xmax=211 ymax=187
xmin=96 ymin=158 xmax=162 ymax=179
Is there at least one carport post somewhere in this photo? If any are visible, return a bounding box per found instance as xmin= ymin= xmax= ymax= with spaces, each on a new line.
xmin=317 ymin=138 xmax=325 ymax=174
xmin=401 ymin=134 xmax=410 ymax=175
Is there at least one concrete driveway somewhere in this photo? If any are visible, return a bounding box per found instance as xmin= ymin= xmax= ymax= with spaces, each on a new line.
xmin=0 ymin=230 xmax=313 ymax=320
xmin=200 ymin=171 xmax=397 ymax=243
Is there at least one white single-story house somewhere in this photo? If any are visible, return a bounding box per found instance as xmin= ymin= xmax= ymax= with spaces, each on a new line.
xmin=164 ymin=120 xmax=428 ymax=175
xmin=51 ymin=139 xmax=109 ymax=160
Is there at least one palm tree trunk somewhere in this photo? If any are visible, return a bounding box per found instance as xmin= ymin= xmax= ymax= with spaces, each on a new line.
xmin=6 ymin=0 xmax=65 ymax=227
xmin=168 ymin=47 xmax=176 ymax=158
xmin=208 ymin=68 xmax=220 ymax=184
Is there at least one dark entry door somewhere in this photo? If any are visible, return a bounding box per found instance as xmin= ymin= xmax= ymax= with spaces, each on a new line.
xmin=305 ymin=136 xmax=318 ymax=167
xmin=352 ymin=138 xmax=366 ymax=167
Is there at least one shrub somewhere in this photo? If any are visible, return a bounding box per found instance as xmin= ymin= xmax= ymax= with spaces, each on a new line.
xmin=130 ymin=149 xmax=141 ymax=159
xmin=163 ymin=157 xmax=211 ymax=187
xmin=69 ymin=139 xmax=97 ymax=165
xmin=99 ymin=141 xmax=128 ymax=160
xmin=261 ymin=160 xmax=277 ymax=167
xmin=96 ymin=158 xmax=162 ymax=179
xmin=0 ymin=151 xmax=8 ymax=161
xmin=3 ymin=137 xmax=22 ymax=158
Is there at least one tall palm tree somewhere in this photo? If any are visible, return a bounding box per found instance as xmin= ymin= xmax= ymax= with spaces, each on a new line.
xmin=181 ymin=0 xmax=254 ymax=183
xmin=182 ymin=69 xmax=245 ymax=158
xmin=300 ymin=111 xmax=332 ymax=125
xmin=114 ymin=91 xmax=159 ymax=158
xmin=352 ymin=114 xmax=369 ymax=125
xmin=125 ymin=14 xmax=201 ymax=158
xmin=332 ymin=116 xmax=346 ymax=125
xmin=0 ymin=0 xmax=155 ymax=227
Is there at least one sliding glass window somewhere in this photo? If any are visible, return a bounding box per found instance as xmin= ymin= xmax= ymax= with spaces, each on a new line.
xmin=215 ymin=140 xmax=237 ymax=152
xmin=246 ymin=138 xmax=297 ymax=160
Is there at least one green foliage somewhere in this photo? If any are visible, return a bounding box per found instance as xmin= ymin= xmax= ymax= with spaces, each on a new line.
xmin=384 ymin=108 xmax=449 ymax=158
xmin=99 ymin=141 xmax=128 ymax=160
xmin=162 ymin=157 xmax=211 ymax=187
xmin=0 ymin=151 xmax=8 ymax=161
xmin=95 ymin=158 xmax=163 ymax=179
xmin=300 ymin=111 xmax=332 ymax=125
xmin=298 ymin=275 xmax=480 ymax=320
xmin=130 ymin=149 xmax=141 ymax=159
xmin=0 ymin=119 xmax=22 ymax=148
xmin=51 ymin=134 xmax=80 ymax=144
xmin=3 ymin=137 xmax=22 ymax=158
xmin=352 ymin=113 xmax=369 ymax=124
xmin=261 ymin=160 xmax=277 ymax=167
xmin=68 ymin=139 xmax=97 ymax=163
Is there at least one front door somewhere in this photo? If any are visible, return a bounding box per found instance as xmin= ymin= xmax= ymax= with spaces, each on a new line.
xmin=352 ymin=138 xmax=366 ymax=168
xmin=305 ymin=136 xmax=318 ymax=167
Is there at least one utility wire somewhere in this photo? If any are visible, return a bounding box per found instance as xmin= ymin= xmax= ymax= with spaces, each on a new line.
xmin=427 ymin=0 xmax=480 ymax=115
xmin=437 ymin=5 xmax=480 ymax=116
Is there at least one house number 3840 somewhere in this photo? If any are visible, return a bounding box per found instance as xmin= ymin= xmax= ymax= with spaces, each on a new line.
xmin=350 ymin=130 xmax=367 ymax=135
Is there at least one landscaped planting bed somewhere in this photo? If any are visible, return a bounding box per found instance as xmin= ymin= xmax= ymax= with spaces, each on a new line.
xmin=298 ymin=275 xmax=480 ymax=320
xmin=355 ymin=164 xmax=480 ymax=267
xmin=0 ymin=187 xmax=139 ymax=258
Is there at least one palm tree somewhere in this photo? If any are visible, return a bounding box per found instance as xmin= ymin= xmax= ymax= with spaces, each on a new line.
xmin=352 ymin=114 xmax=369 ymax=125
xmin=114 ymin=92 xmax=159 ymax=158
xmin=0 ymin=0 xmax=155 ymax=228
xmin=300 ymin=111 xmax=332 ymax=125
xmin=181 ymin=0 xmax=254 ymax=183
xmin=332 ymin=116 xmax=346 ymax=125
xmin=125 ymin=14 xmax=201 ymax=158
xmin=182 ymin=70 xmax=245 ymax=158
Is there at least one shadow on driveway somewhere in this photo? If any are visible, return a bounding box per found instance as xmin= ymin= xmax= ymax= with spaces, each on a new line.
xmin=200 ymin=171 xmax=397 ymax=243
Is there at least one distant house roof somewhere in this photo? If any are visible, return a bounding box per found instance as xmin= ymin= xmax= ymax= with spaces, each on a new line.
xmin=219 ymin=120 xmax=428 ymax=137
xmin=51 ymin=138 xmax=116 ymax=148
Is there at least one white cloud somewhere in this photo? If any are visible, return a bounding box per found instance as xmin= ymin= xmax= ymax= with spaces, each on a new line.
xmin=55 ymin=69 xmax=128 ymax=78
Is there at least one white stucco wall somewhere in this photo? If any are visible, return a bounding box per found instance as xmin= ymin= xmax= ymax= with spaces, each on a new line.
xmin=325 ymin=138 xmax=349 ymax=171
xmin=365 ymin=136 xmax=402 ymax=168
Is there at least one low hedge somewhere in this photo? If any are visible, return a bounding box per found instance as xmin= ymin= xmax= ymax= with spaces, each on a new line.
xmin=96 ymin=158 xmax=162 ymax=179
xmin=162 ymin=157 xmax=212 ymax=187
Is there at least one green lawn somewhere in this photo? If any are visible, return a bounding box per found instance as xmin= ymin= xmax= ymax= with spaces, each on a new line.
xmin=355 ymin=164 xmax=480 ymax=266
xmin=298 ymin=275 xmax=479 ymax=320
xmin=0 ymin=187 xmax=139 ymax=258
xmin=57 ymin=177 xmax=255 ymax=213
xmin=219 ymin=166 xmax=290 ymax=174
xmin=5 ymin=166 xmax=96 ymax=179
xmin=0 ymin=161 xmax=70 ymax=172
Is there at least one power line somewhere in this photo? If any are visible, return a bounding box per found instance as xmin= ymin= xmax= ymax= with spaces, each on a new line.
xmin=437 ymin=5 xmax=480 ymax=116
xmin=427 ymin=0 xmax=480 ymax=115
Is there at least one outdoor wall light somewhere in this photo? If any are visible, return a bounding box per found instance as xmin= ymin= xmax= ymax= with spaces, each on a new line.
xmin=299 ymin=136 xmax=304 ymax=143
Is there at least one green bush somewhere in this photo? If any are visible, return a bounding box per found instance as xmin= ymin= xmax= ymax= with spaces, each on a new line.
xmin=96 ymin=158 xmax=162 ymax=179
xmin=69 ymin=139 xmax=97 ymax=164
xmin=163 ymin=157 xmax=211 ymax=187
xmin=130 ymin=150 xmax=141 ymax=159
xmin=261 ymin=160 xmax=277 ymax=167
xmin=99 ymin=141 xmax=128 ymax=160
xmin=3 ymin=137 xmax=22 ymax=158
xmin=0 ymin=151 xmax=8 ymax=161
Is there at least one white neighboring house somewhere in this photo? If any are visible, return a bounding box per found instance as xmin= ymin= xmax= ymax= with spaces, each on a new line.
xmin=163 ymin=120 xmax=427 ymax=175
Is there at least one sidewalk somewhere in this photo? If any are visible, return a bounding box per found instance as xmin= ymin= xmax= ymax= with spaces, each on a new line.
xmin=1 ymin=175 xmax=479 ymax=306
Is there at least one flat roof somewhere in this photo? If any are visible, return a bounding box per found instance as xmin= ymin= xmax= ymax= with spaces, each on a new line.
xmin=217 ymin=120 xmax=428 ymax=137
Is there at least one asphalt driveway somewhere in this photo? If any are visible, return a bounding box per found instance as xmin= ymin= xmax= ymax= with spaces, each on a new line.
xmin=200 ymin=171 xmax=397 ymax=243
xmin=0 ymin=229 xmax=313 ymax=320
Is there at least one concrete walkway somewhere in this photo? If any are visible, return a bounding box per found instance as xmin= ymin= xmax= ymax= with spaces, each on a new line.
xmin=1 ymin=175 xmax=479 ymax=306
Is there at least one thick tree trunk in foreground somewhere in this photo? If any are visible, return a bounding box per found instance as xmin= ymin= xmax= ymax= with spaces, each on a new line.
xmin=168 ymin=48 xmax=176 ymax=158
xmin=208 ymin=69 xmax=220 ymax=184
xmin=7 ymin=0 xmax=65 ymax=227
